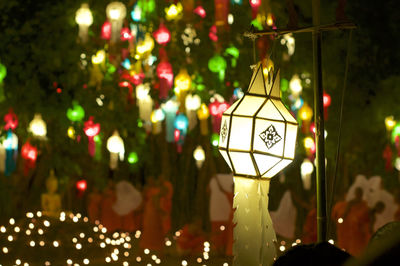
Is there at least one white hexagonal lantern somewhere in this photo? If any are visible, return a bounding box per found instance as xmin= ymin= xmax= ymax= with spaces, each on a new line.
xmin=218 ymin=62 xmax=298 ymax=266
xmin=219 ymin=62 xmax=298 ymax=179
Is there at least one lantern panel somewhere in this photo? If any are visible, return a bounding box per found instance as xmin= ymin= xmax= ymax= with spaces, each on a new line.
xmin=228 ymin=116 xmax=253 ymax=151
xmin=253 ymin=119 xmax=285 ymax=157
xmin=219 ymin=115 xmax=230 ymax=149
xmin=223 ymin=100 xmax=240 ymax=115
xmin=219 ymin=150 xmax=233 ymax=170
xmin=229 ymin=151 xmax=256 ymax=176
xmin=284 ymin=123 xmax=298 ymax=159
xmin=232 ymin=96 xmax=265 ymax=117
xmin=269 ymin=71 xmax=280 ymax=98
xmin=263 ymin=159 xmax=292 ymax=178
xmin=253 ymin=153 xmax=282 ymax=177
xmin=256 ymin=100 xmax=284 ymax=121
xmin=248 ymin=66 xmax=266 ymax=96
xmin=271 ymin=99 xmax=297 ymax=123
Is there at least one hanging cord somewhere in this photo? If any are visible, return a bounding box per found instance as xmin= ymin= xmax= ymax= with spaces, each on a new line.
xmin=327 ymin=29 xmax=353 ymax=236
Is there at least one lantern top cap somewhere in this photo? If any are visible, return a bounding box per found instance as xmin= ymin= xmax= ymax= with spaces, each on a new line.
xmin=247 ymin=62 xmax=280 ymax=98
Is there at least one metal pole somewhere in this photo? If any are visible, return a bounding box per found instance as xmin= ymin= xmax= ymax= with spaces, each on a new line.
xmin=312 ymin=0 xmax=327 ymax=242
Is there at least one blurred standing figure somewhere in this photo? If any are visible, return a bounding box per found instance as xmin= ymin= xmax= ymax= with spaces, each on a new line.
xmin=159 ymin=174 xmax=173 ymax=235
xmin=341 ymin=187 xmax=370 ymax=255
xmin=140 ymin=176 xmax=164 ymax=252
xmin=331 ymin=192 xmax=347 ymax=249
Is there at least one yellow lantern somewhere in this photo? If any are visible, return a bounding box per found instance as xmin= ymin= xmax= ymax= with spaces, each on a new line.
xmin=67 ymin=126 xmax=75 ymax=139
xmin=136 ymin=33 xmax=154 ymax=58
xmin=165 ymin=3 xmax=183 ymax=21
xmin=385 ymin=116 xmax=396 ymax=132
xmin=150 ymin=109 xmax=165 ymax=135
xmin=107 ymin=130 xmax=125 ymax=170
xmin=175 ymin=69 xmax=192 ymax=111
xmin=106 ymin=1 xmax=127 ymax=43
xmin=218 ymin=62 xmax=298 ymax=265
xmin=193 ymin=145 xmax=205 ymax=169
xmin=75 ymin=4 xmax=93 ymax=43
xmin=299 ymin=103 xmax=313 ymax=121
xmin=92 ymin=50 xmax=106 ymax=65
xmin=301 ymin=158 xmax=314 ymax=190
xmin=197 ymin=103 xmax=209 ymax=135
xmin=185 ymin=94 xmax=201 ymax=130
xmin=29 ymin=114 xmax=47 ymax=138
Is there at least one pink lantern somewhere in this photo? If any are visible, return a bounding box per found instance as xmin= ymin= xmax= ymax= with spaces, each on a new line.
xmin=193 ymin=6 xmax=206 ymax=18
xmin=120 ymin=27 xmax=132 ymax=41
xmin=76 ymin=179 xmax=87 ymax=192
xmin=323 ymin=92 xmax=331 ymax=119
xmin=209 ymin=25 xmax=218 ymax=42
xmin=101 ymin=21 xmax=112 ymax=40
xmin=249 ymin=0 xmax=261 ymax=18
xmin=209 ymin=99 xmax=229 ymax=132
xmin=156 ymin=61 xmax=174 ymax=99
xmin=153 ymin=23 xmax=171 ymax=45
xmin=84 ymin=116 xmax=100 ymax=157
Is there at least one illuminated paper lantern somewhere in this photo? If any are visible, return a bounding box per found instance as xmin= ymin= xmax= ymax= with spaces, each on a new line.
xmin=208 ymin=54 xmax=227 ymax=81
xmin=150 ymin=108 xmax=165 ymax=135
xmin=385 ymin=116 xmax=396 ymax=132
xmin=76 ymin=179 xmax=87 ymax=192
xmin=106 ymin=2 xmax=127 ymax=43
xmin=174 ymin=69 xmax=192 ymax=111
xmin=136 ymin=83 xmax=153 ymax=123
xmin=289 ymin=74 xmax=302 ymax=97
xmin=67 ymin=101 xmax=85 ymax=122
xmin=120 ymin=27 xmax=132 ymax=41
xmin=218 ymin=62 xmax=298 ymax=266
xmin=153 ymin=23 xmax=171 ymax=45
xmin=21 ymin=141 xmax=37 ymax=176
xmin=197 ymin=103 xmax=209 ymax=135
xmin=1 ymin=131 xmax=18 ymax=176
xmin=174 ymin=113 xmax=189 ymax=151
xmin=136 ymin=33 xmax=155 ymax=58
xmin=29 ymin=114 xmax=47 ymax=138
xmin=156 ymin=61 xmax=174 ymax=99
xmin=193 ymin=145 xmax=205 ymax=169
xmin=84 ymin=116 xmax=101 ymax=157
xmin=107 ymin=131 xmax=125 ymax=170
xmin=4 ymin=109 xmax=18 ymax=131
xmin=185 ymin=94 xmax=201 ymax=130
xmin=298 ymin=103 xmax=313 ymax=133
xmin=249 ymin=0 xmax=261 ymax=17
xmin=162 ymin=99 xmax=179 ymax=143
xmin=193 ymin=6 xmax=206 ymax=18
xmin=301 ymin=158 xmax=313 ymax=190
xmin=165 ymin=3 xmax=183 ymax=21
xmin=101 ymin=21 xmax=112 ymax=40
xmin=75 ymin=4 xmax=93 ymax=43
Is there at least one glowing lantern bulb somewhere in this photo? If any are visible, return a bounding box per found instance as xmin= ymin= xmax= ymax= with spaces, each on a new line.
xmin=193 ymin=6 xmax=206 ymax=18
xmin=4 ymin=109 xmax=18 ymax=131
xmin=298 ymin=103 xmax=313 ymax=122
xmin=67 ymin=101 xmax=85 ymax=122
xmin=289 ymin=74 xmax=302 ymax=97
xmin=385 ymin=116 xmax=396 ymax=132
xmin=266 ymin=13 xmax=274 ymax=26
xmin=29 ymin=114 xmax=47 ymax=138
xmin=106 ymin=2 xmax=127 ymax=42
xmin=323 ymin=92 xmax=331 ymax=107
xmin=21 ymin=142 xmax=37 ymax=162
xmin=75 ymin=4 xmax=93 ymax=43
xmin=101 ymin=21 xmax=112 ymax=40
xmin=153 ymin=23 xmax=171 ymax=45
xmin=175 ymin=69 xmax=192 ymax=92
xmin=128 ymin=152 xmax=139 ymax=164
xmin=76 ymin=180 xmax=87 ymax=192
xmin=304 ymin=137 xmax=315 ymax=150
xmin=249 ymin=0 xmax=261 ymax=8
xmin=193 ymin=145 xmax=205 ymax=168
xmin=211 ymin=133 xmax=219 ymax=147
xmin=92 ymin=50 xmax=106 ymax=65
xmin=165 ymin=3 xmax=183 ymax=21
xmin=67 ymin=126 xmax=75 ymax=139
xmin=84 ymin=117 xmax=100 ymax=137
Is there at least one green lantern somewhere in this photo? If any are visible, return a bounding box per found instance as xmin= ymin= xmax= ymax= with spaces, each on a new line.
xmin=67 ymin=101 xmax=85 ymax=122
xmin=225 ymin=45 xmax=240 ymax=67
xmin=281 ymin=78 xmax=289 ymax=92
xmin=0 ymin=63 xmax=6 ymax=83
xmin=208 ymin=55 xmax=227 ymax=81
xmin=392 ymin=123 xmax=400 ymax=143
xmin=128 ymin=152 xmax=139 ymax=164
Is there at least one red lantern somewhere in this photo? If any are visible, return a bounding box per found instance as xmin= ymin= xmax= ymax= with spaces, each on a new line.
xmin=21 ymin=141 xmax=37 ymax=176
xmin=4 ymin=109 xmax=18 ymax=131
xmin=101 ymin=21 xmax=112 ymax=40
xmin=120 ymin=27 xmax=132 ymax=41
xmin=209 ymin=25 xmax=218 ymax=42
xmin=76 ymin=179 xmax=87 ymax=192
xmin=156 ymin=61 xmax=174 ymax=99
xmin=323 ymin=92 xmax=331 ymax=107
xmin=84 ymin=116 xmax=100 ymax=157
xmin=153 ymin=23 xmax=171 ymax=45
xmin=209 ymin=100 xmax=229 ymax=132
xmin=249 ymin=0 xmax=261 ymax=18
xmin=193 ymin=6 xmax=206 ymax=18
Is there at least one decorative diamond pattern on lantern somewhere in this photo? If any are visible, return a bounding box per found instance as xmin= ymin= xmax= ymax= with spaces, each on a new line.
xmin=221 ymin=121 xmax=228 ymax=142
xmin=218 ymin=62 xmax=298 ymax=179
xmin=259 ymin=125 xmax=282 ymax=149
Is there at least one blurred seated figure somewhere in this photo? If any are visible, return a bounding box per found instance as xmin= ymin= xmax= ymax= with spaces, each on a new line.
xmin=331 ymin=192 xmax=347 ymax=249
xmin=112 ymin=180 xmax=142 ymax=232
xmin=41 ymin=169 xmax=61 ymax=218
xmin=176 ymin=218 xmax=206 ymax=256
xmin=274 ymin=242 xmax=351 ymax=266
xmin=342 ymin=187 xmax=370 ymax=256
xmin=369 ymin=201 xmax=385 ymax=234
xmin=87 ymin=187 xmax=102 ymax=223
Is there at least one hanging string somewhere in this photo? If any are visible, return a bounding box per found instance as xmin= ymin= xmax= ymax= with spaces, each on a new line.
xmin=252 ymin=38 xmax=257 ymax=65
xmin=327 ymin=29 xmax=353 ymax=236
